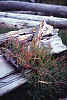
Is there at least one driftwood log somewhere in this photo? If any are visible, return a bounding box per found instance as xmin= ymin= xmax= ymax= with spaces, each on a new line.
xmin=0 ymin=1 xmax=67 ymax=17
xmin=0 ymin=12 xmax=67 ymax=29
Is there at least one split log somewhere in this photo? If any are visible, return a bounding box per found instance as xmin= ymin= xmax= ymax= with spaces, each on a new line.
xmin=0 ymin=12 xmax=67 ymax=29
xmin=0 ymin=1 xmax=67 ymax=17
xmin=0 ymin=27 xmax=34 ymax=45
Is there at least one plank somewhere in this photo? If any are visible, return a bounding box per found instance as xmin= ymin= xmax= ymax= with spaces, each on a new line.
xmin=0 ymin=55 xmax=27 ymax=97
xmin=0 ymin=73 xmax=27 ymax=96
xmin=0 ymin=55 xmax=15 ymax=79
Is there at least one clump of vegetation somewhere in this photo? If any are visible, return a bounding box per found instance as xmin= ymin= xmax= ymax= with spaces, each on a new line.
xmin=1 ymin=37 xmax=67 ymax=100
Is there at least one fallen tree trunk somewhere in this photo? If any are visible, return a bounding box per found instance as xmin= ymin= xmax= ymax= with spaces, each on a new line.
xmin=0 ymin=12 xmax=67 ymax=29
xmin=0 ymin=1 xmax=67 ymax=17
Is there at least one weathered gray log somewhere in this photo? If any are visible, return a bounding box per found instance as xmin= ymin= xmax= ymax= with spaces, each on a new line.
xmin=0 ymin=12 xmax=67 ymax=28
xmin=0 ymin=1 xmax=67 ymax=17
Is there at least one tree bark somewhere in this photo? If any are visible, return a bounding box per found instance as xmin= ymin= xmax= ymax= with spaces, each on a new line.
xmin=0 ymin=1 xmax=67 ymax=17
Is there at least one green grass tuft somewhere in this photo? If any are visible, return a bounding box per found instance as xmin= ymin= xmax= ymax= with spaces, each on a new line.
xmin=58 ymin=29 xmax=67 ymax=46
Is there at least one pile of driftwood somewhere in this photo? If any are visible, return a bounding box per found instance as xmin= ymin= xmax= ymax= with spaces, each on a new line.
xmin=0 ymin=1 xmax=67 ymax=64
xmin=0 ymin=20 xmax=66 ymax=73
xmin=0 ymin=1 xmax=67 ymax=29
xmin=0 ymin=1 xmax=67 ymax=59
xmin=0 ymin=2 xmax=67 ymax=97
